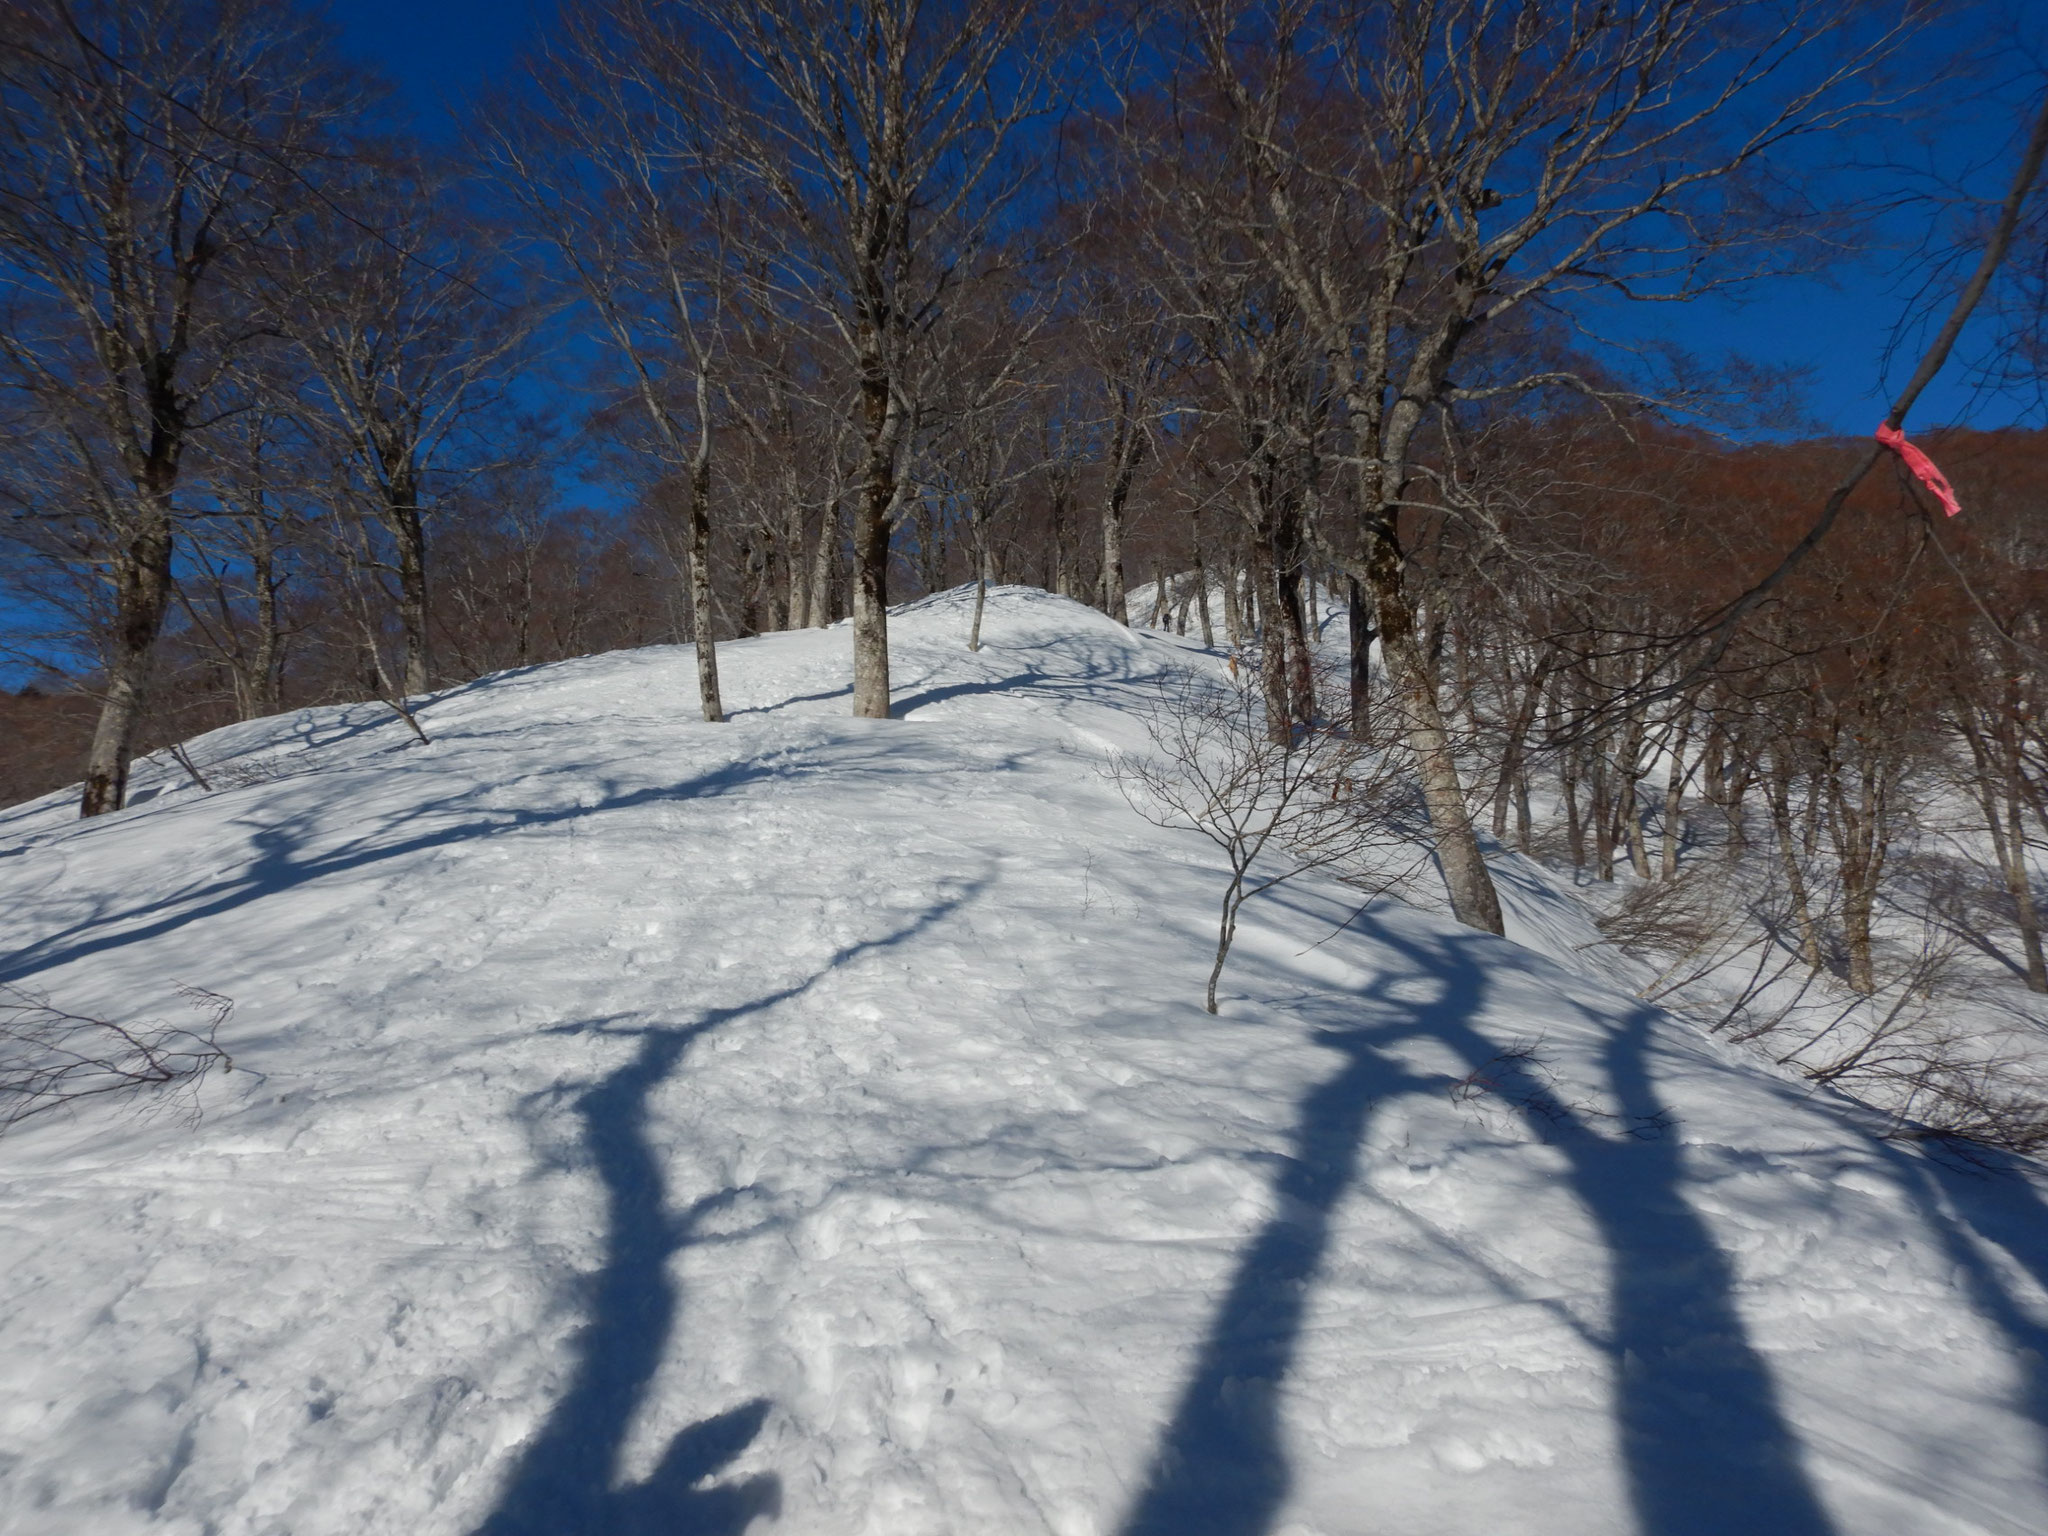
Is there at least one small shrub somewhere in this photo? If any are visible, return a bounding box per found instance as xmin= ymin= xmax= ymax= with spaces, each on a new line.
xmin=0 ymin=984 xmax=235 ymax=1134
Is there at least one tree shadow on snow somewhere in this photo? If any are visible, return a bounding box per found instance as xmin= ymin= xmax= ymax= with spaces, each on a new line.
xmin=472 ymin=1020 xmax=778 ymax=1536
xmin=1119 ymin=1026 xmax=1434 ymax=1536
xmin=1866 ymin=1137 xmax=2048 ymax=1473
xmin=474 ymin=890 xmax=978 ymax=1536
xmin=892 ymin=639 xmax=1169 ymax=718
xmin=1 ymin=736 xmax=951 ymax=987
xmin=1125 ymin=919 xmax=1837 ymax=1536
xmin=1382 ymin=926 xmax=1837 ymax=1536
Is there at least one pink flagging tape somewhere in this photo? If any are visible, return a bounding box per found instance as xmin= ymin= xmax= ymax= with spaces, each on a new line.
xmin=1876 ymin=422 xmax=1962 ymax=517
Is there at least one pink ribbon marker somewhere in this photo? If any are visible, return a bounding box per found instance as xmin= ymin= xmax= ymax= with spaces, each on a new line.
xmin=1876 ymin=422 xmax=1962 ymax=517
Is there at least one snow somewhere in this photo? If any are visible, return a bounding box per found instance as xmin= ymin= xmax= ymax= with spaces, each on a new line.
xmin=2 ymin=586 xmax=2046 ymax=1536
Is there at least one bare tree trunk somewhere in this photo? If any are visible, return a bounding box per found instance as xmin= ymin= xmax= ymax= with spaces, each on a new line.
xmin=784 ymin=493 xmax=811 ymax=632
xmin=1273 ymin=503 xmax=1314 ymax=730
xmin=1367 ymin=535 xmax=1501 ymax=932
xmin=1591 ymin=747 xmax=1616 ymax=882
xmin=1769 ymin=754 xmax=1823 ymax=971
xmin=81 ymin=508 xmax=175 ymax=816
xmin=918 ymin=491 xmax=946 ymax=595
xmin=687 ymin=452 xmax=724 ymax=722
xmin=1050 ymin=483 xmax=1073 ymax=599
xmin=1660 ymin=712 xmax=1692 ymax=881
xmin=1723 ymin=740 xmax=1756 ymax=856
xmin=1963 ymin=712 xmax=2047 ymax=992
xmin=2005 ymin=772 xmax=2048 ymax=992
xmin=968 ymin=517 xmax=989 ymax=652
xmin=1247 ymin=543 xmax=1288 ymax=743
xmin=1824 ymin=747 xmax=1890 ymax=997
xmin=1490 ymin=657 xmax=1549 ymax=841
xmin=1562 ymin=748 xmax=1586 ymax=875
xmin=248 ymin=514 xmax=283 ymax=719
xmin=1101 ymin=468 xmax=1131 ymax=626
xmin=1842 ymin=875 xmax=1877 ymax=996
xmin=809 ymin=496 xmax=841 ymax=628
xmin=1347 ymin=576 xmax=1373 ymax=738
xmin=1222 ymin=552 xmax=1243 ymax=654
xmin=852 ymin=372 xmax=894 ymax=718
xmin=387 ymin=490 xmax=432 ymax=697
xmin=1606 ymin=712 xmax=1653 ymax=880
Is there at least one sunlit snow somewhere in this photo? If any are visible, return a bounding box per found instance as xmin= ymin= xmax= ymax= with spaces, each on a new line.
xmin=2 ymin=589 xmax=2044 ymax=1536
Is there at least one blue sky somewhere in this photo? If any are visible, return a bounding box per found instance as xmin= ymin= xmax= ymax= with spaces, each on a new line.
xmin=321 ymin=0 xmax=2043 ymax=440
xmin=327 ymin=0 xmax=552 ymax=138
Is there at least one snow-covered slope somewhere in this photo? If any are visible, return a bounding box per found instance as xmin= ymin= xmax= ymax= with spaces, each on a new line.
xmin=2 ymin=588 xmax=2045 ymax=1536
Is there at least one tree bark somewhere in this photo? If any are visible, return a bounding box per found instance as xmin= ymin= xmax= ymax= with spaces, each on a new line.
xmin=80 ymin=507 xmax=175 ymax=817
xmin=784 ymin=493 xmax=810 ymax=632
xmin=968 ymin=517 xmax=990 ymax=652
xmin=688 ymin=452 xmax=724 ymax=722
xmin=1100 ymin=394 xmax=1141 ymax=625
xmin=852 ymin=371 xmax=895 ymax=718
xmin=387 ymin=484 xmax=432 ymax=698
xmin=1562 ymin=749 xmax=1586 ymax=875
xmin=1768 ymin=754 xmax=1823 ymax=972
xmin=808 ymin=497 xmax=841 ymax=629
xmin=1368 ymin=536 xmax=1502 ymax=933
xmin=1347 ymin=577 xmax=1373 ymax=738
xmin=248 ymin=512 xmax=283 ymax=719
xmin=2004 ymin=771 xmax=2048 ymax=992
xmin=1660 ymin=712 xmax=1692 ymax=881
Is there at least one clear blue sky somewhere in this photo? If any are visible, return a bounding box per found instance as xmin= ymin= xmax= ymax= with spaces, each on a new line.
xmin=327 ymin=0 xmax=551 ymax=137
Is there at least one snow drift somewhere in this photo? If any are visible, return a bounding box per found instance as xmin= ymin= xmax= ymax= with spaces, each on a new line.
xmin=2 ymin=588 xmax=2045 ymax=1536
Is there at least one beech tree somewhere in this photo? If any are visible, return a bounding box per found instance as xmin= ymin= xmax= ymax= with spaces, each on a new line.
xmin=493 ymin=0 xmax=737 ymax=720
xmin=0 ymin=0 xmax=352 ymax=814
xmin=682 ymin=0 xmax=1055 ymax=718
xmin=275 ymin=165 xmax=532 ymax=700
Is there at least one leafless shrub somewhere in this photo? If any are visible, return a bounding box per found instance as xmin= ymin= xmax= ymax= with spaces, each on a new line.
xmin=208 ymin=753 xmax=311 ymax=790
xmin=1598 ymin=865 xmax=1766 ymax=994
xmin=143 ymin=744 xmax=319 ymax=794
xmin=1111 ymin=656 xmax=1418 ymax=1012
xmin=1590 ymin=861 xmax=1828 ymax=1043
xmin=0 ymin=984 xmax=234 ymax=1134
xmin=1890 ymin=1060 xmax=2048 ymax=1157
xmin=1610 ymin=863 xmax=2048 ymax=1156
xmin=1779 ymin=937 xmax=1968 ymax=1087
xmin=163 ymin=740 xmax=213 ymax=791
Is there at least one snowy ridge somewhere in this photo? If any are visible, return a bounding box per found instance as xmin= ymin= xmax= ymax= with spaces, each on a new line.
xmin=2 ymin=588 xmax=2045 ymax=1536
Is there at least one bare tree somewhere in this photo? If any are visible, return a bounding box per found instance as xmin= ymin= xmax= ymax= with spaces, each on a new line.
xmin=176 ymin=396 xmax=308 ymax=719
xmin=493 ymin=0 xmax=738 ymax=720
xmin=275 ymin=162 xmax=535 ymax=700
xmin=0 ymin=0 xmax=355 ymax=814
xmin=685 ymin=0 xmax=1056 ymax=718
xmin=1116 ymin=659 xmax=1415 ymax=1012
xmin=1152 ymin=0 xmax=1921 ymax=934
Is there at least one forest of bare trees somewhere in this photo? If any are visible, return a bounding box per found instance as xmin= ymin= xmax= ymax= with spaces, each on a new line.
xmin=6 ymin=0 xmax=2048 ymax=1039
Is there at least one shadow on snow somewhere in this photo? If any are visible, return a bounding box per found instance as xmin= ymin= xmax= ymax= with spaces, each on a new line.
xmin=473 ymin=888 xmax=979 ymax=1536
xmin=1 ymin=736 xmax=991 ymax=986
xmin=1118 ymin=1024 xmax=1433 ymax=1536
xmin=1124 ymin=916 xmax=1840 ymax=1536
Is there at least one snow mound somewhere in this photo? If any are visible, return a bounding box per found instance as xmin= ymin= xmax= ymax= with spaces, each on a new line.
xmin=2 ymin=588 xmax=2045 ymax=1536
